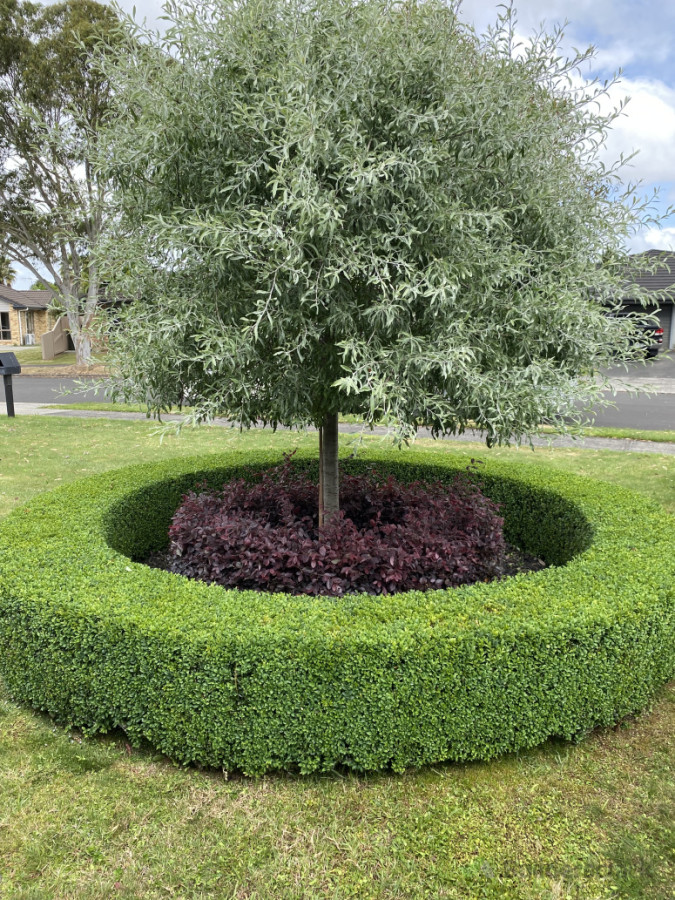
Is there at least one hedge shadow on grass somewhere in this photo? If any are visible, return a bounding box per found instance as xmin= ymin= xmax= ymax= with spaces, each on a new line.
xmin=0 ymin=449 xmax=673 ymax=775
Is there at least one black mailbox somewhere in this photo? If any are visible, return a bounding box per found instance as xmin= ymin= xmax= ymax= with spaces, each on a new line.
xmin=0 ymin=352 xmax=20 ymax=417
xmin=0 ymin=352 xmax=21 ymax=376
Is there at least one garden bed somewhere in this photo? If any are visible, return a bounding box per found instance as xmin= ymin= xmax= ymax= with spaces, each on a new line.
xmin=155 ymin=460 xmax=514 ymax=595
xmin=0 ymin=449 xmax=673 ymax=775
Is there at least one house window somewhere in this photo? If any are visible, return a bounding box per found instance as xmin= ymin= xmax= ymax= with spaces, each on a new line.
xmin=26 ymin=310 xmax=35 ymax=334
xmin=0 ymin=312 xmax=10 ymax=340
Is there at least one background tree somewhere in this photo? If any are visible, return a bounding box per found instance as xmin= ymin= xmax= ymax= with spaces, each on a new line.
xmin=29 ymin=278 xmax=56 ymax=291
xmin=0 ymin=0 xmax=119 ymax=363
xmin=0 ymin=249 xmax=15 ymax=285
xmin=98 ymin=0 xmax=657 ymax=522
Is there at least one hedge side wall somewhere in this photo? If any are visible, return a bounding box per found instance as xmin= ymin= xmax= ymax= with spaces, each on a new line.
xmin=0 ymin=449 xmax=673 ymax=775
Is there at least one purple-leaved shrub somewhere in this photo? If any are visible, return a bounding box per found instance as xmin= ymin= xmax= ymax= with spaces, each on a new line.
xmin=168 ymin=460 xmax=506 ymax=595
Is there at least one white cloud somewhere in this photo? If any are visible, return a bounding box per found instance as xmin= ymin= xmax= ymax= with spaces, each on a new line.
xmin=600 ymin=78 xmax=675 ymax=185
xmin=592 ymin=42 xmax=637 ymax=72
xmin=631 ymin=226 xmax=675 ymax=252
xmin=11 ymin=264 xmax=47 ymax=291
xmin=114 ymin=0 xmax=167 ymax=28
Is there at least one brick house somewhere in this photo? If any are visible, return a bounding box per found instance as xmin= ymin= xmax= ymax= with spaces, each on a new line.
xmin=0 ymin=284 xmax=56 ymax=347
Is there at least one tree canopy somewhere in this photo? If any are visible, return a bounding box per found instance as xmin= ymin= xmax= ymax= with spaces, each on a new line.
xmin=97 ymin=0 xmax=658 ymax=511
xmin=0 ymin=0 xmax=120 ymax=361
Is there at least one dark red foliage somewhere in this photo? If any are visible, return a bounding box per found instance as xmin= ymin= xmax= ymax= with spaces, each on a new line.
xmin=167 ymin=459 xmax=506 ymax=596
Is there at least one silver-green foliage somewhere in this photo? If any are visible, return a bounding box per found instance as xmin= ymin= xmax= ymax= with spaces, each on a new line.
xmin=99 ymin=0 xmax=656 ymax=443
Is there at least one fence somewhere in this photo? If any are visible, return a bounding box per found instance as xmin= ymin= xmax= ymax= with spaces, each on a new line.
xmin=41 ymin=317 xmax=69 ymax=360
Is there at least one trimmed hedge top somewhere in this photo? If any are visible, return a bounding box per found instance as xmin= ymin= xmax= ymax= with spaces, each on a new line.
xmin=0 ymin=449 xmax=673 ymax=775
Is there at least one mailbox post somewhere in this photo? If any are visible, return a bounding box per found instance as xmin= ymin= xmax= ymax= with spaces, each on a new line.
xmin=0 ymin=353 xmax=21 ymax=418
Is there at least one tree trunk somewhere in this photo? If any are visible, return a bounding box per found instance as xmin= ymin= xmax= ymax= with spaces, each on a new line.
xmin=70 ymin=322 xmax=92 ymax=366
xmin=66 ymin=259 xmax=98 ymax=366
xmin=79 ymin=258 xmax=99 ymax=366
xmin=319 ymin=412 xmax=339 ymax=524
xmin=318 ymin=425 xmax=324 ymax=528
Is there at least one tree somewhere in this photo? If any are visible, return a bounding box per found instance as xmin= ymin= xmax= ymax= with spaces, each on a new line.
xmin=0 ymin=250 xmax=15 ymax=284
xmin=97 ymin=0 xmax=657 ymax=522
xmin=0 ymin=0 xmax=119 ymax=363
xmin=30 ymin=278 xmax=56 ymax=291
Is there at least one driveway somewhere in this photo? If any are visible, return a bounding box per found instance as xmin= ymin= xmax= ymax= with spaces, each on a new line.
xmin=602 ymin=353 xmax=675 ymax=394
xmin=602 ymin=354 xmax=675 ymax=379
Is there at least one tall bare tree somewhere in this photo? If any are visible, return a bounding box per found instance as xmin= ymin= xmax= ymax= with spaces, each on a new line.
xmin=0 ymin=0 xmax=118 ymax=363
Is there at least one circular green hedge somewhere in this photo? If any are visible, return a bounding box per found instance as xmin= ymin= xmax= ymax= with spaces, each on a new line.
xmin=0 ymin=449 xmax=673 ymax=775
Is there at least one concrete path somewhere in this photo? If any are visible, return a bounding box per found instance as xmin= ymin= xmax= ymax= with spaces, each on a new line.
xmin=603 ymin=376 xmax=675 ymax=395
xmin=10 ymin=402 xmax=675 ymax=456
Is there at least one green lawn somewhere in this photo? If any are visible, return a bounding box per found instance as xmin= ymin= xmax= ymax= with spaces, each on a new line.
xmin=0 ymin=416 xmax=673 ymax=899
xmin=13 ymin=348 xmax=78 ymax=366
xmin=50 ymin=400 xmax=191 ymax=414
xmin=537 ymin=425 xmax=675 ymax=444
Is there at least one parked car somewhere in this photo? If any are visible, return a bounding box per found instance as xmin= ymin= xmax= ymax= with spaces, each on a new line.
xmin=611 ymin=313 xmax=664 ymax=358
xmin=633 ymin=320 xmax=664 ymax=357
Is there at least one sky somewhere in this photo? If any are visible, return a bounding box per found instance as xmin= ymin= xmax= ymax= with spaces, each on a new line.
xmin=460 ymin=0 xmax=675 ymax=251
xmin=12 ymin=0 xmax=675 ymax=288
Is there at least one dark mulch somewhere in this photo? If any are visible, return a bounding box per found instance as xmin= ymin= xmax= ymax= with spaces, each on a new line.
xmin=495 ymin=543 xmax=548 ymax=578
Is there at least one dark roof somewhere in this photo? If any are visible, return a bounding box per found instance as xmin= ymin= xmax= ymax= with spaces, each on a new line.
xmin=625 ymin=250 xmax=675 ymax=300
xmin=0 ymin=284 xmax=52 ymax=310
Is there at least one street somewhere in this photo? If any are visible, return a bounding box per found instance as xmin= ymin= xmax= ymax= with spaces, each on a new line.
xmin=6 ymin=376 xmax=104 ymax=404
xmin=3 ymin=371 xmax=674 ymax=431
xmin=579 ymin=392 xmax=675 ymax=430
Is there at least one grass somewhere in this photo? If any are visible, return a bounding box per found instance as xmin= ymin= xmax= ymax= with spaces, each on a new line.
xmin=49 ymin=401 xmax=191 ymax=413
xmin=13 ymin=348 xmax=79 ymax=366
xmin=0 ymin=416 xmax=674 ymax=899
xmin=14 ymin=348 xmax=108 ymax=367
xmin=537 ymin=425 xmax=675 ymax=444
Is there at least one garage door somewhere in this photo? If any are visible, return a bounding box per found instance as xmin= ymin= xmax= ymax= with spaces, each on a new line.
xmin=659 ymin=304 xmax=674 ymax=349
